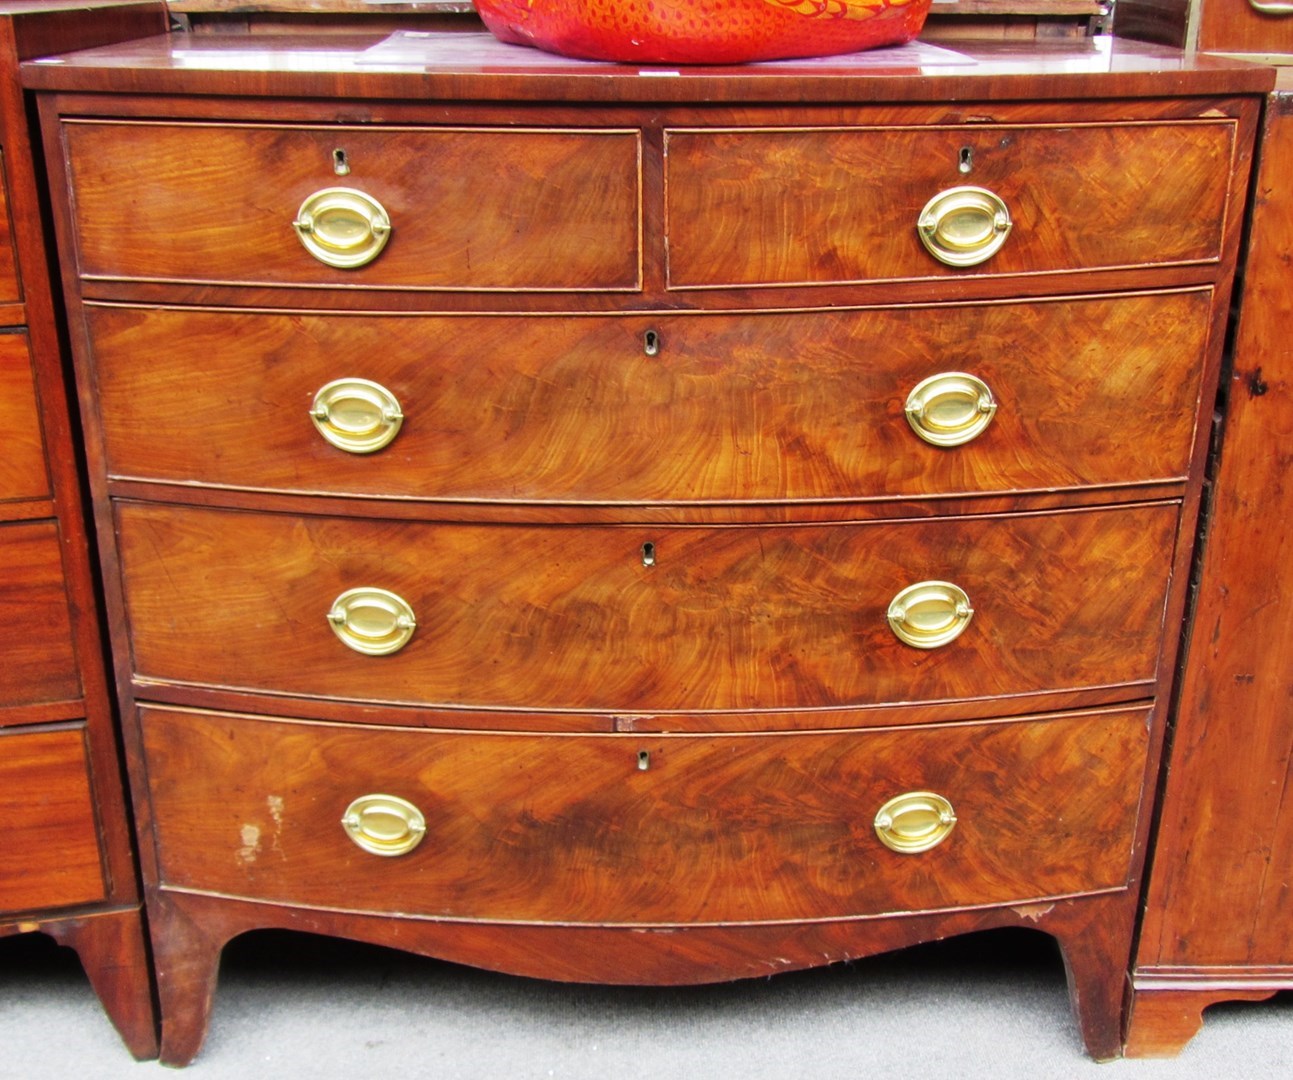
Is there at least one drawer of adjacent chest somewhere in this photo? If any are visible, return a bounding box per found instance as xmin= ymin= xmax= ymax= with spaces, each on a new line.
xmin=116 ymin=501 xmax=1176 ymax=713
xmin=0 ymin=150 xmax=19 ymax=305
xmin=141 ymin=704 xmax=1149 ymax=924
xmin=85 ymin=290 xmax=1210 ymax=503
xmin=0 ymin=725 xmax=106 ymax=913
xmin=60 ymin=121 xmax=642 ymax=292
xmin=0 ymin=331 xmax=49 ymax=504
xmin=665 ymin=121 xmax=1236 ymax=287
xmin=0 ymin=520 xmax=80 ymax=708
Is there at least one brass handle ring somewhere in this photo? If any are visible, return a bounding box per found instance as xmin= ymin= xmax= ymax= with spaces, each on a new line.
xmin=917 ymin=186 xmax=1012 ymax=267
xmin=310 ymin=378 xmax=404 ymax=454
xmin=904 ymin=372 xmax=997 ymax=448
xmin=341 ymin=794 xmax=427 ymax=857
xmin=887 ymin=581 xmax=974 ymax=649
xmin=293 ymin=187 xmax=392 ymax=269
xmin=874 ymin=791 xmax=958 ymax=854
xmin=327 ymin=587 xmax=417 ymax=656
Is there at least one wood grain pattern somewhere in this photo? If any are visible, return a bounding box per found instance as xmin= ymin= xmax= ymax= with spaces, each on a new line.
xmin=0 ymin=520 xmax=80 ymax=706
xmin=141 ymin=704 xmax=1148 ymax=924
xmin=0 ymin=330 xmax=48 ymax=504
xmin=0 ymin=149 xmax=18 ymax=304
xmin=62 ymin=120 xmax=642 ymax=292
xmin=0 ymin=725 xmax=105 ymax=911
xmin=1198 ymin=0 xmax=1293 ymax=53
xmin=664 ymin=121 xmax=1235 ymax=287
xmin=85 ymin=291 xmax=1211 ymax=504
xmin=116 ymin=501 xmax=1178 ymax=712
xmin=1126 ymin=76 xmax=1293 ymax=1057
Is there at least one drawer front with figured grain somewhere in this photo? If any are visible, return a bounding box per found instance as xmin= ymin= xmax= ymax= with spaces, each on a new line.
xmin=665 ymin=121 xmax=1236 ymax=288
xmin=117 ymin=501 xmax=1177 ymax=712
xmin=142 ymin=704 xmax=1148 ymax=923
xmin=87 ymin=289 xmax=1211 ymax=503
xmin=0 ymin=331 xmax=48 ymax=504
xmin=0 ymin=725 xmax=105 ymax=913
xmin=0 ymin=520 xmax=80 ymax=707
xmin=62 ymin=121 xmax=642 ymax=292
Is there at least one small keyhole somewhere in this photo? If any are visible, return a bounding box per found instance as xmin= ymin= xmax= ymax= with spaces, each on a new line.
xmin=641 ymin=542 xmax=656 ymax=567
xmin=644 ymin=329 xmax=660 ymax=357
xmin=637 ymin=750 xmax=651 ymax=771
xmin=333 ymin=148 xmax=351 ymax=176
xmin=958 ymin=147 xmax=973 ymax=175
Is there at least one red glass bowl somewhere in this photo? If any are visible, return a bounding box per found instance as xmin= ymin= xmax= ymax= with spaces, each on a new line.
xmin=474 ymin=0 xmax=933 ymax=65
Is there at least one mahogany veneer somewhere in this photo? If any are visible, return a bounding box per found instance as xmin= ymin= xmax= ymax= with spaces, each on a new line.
xmin=23 ymin=29 xmax=1272 ymax=1065
xmin=0 ymin=0 xmax=167 ymax=1061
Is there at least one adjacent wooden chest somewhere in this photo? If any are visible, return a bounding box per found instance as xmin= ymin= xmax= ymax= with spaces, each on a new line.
xmin=0 ymin=0 xmax=167 ymax=1061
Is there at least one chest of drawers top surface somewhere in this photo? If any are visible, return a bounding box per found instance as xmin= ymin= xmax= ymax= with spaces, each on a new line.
xmin=19 ymin=29 xmax=1274 ymax=101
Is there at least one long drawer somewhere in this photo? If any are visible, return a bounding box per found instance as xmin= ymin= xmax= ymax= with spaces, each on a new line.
xmin=86 ymin=290 xmax=1210 ymax=503
xmin=0 ymin=725 xmax=105 ymax=913
xmin=60 ymin=121 xmax=643 ymax=292
xmin=665 ymin=120 xmax=1237 ymax=287
xmin=0 ymin=520 xmax=81 ymax=707
xmin=141 ymin=704 xmax=1149 ymax=924
xmin=117 ymin=501 xmax=1177 ymax=712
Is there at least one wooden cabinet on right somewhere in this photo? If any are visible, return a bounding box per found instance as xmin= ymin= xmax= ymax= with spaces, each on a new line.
xmin=1124 ymin=68 xmax=1293 ymax=1057
xmin=1117 ymin=0 xmax=1293 ymax=55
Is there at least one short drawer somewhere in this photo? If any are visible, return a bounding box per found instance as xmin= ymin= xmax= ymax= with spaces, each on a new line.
xmin=86 ymin=289 xmax=1210 ymax=503
xmin=0 ymin=331 xmax=48 ymax=504
xmin=0 ymin=150 xmax=19 ymax=305
xmin=141 ymin=704 xmax=1149 ymax=924
xmin=665 ymin=121 xmax=1236 ymax=287
xmin=61 ymin=121 xmax=642 ymax=292
xmin=0 ymin=725 xmax=105 ymax=913
xmin=0 ymin=520 xmax=80 ymax=707
xmin=117 ymin=501 xmax=1177 ymax=712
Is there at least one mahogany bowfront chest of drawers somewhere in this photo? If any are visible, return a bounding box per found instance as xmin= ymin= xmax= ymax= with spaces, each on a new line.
xmin=22 ymin=30 xmax=1272 ymax=1064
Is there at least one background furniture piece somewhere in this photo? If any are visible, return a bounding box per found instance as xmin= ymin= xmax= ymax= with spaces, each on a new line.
xmin=1123 ymin=65 xmax=1293 ymax=1058
xmin=0 ymin=0 xmax=167 ymax=1061
xmin=1116 ymin=0 xmax=1293 ymax=59
xmin=163 ymin=0 xmax=1113 ymax=40
xmin=25 ymin=28 xmax=1269 ymax=1065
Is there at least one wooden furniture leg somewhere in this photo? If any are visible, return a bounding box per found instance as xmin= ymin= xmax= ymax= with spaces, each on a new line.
xmin=45 ymin=908 xmax=158 ymax=1061
xmin=1052 ymin=897 xmax=1137 ymax=1061
xmin=151 ymin=893 xmax=231 ymax=1067
xmin=1124 ymin=987 xmax=1280 ymax=1057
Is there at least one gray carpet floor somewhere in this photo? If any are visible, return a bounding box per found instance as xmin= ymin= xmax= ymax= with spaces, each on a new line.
xmin=1 ymin=928 xmax=1289 ymax=1077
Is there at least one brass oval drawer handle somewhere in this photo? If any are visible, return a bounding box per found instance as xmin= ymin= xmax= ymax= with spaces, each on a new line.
xmin=327 ymin=587 xmax=417 ymax=656
xmin=310 ymin=378 xmax=404 ymax=454
xmin=293 ymin=187 xmax=392 ymax=269
xmin=874 ymin=791 xmax=957 ymax=854
xmin=917 ymin=186 xmax=1012 ymax=267
xmin=904 ymin=372 xmax=997 ymax=448
xmin=1249 ymin=0 xmax=1293 ymax=13
xmin=342 ymin=794 xmax=427 ymax=857
xmin=887 ymin=581 xmax=974 ymax=649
